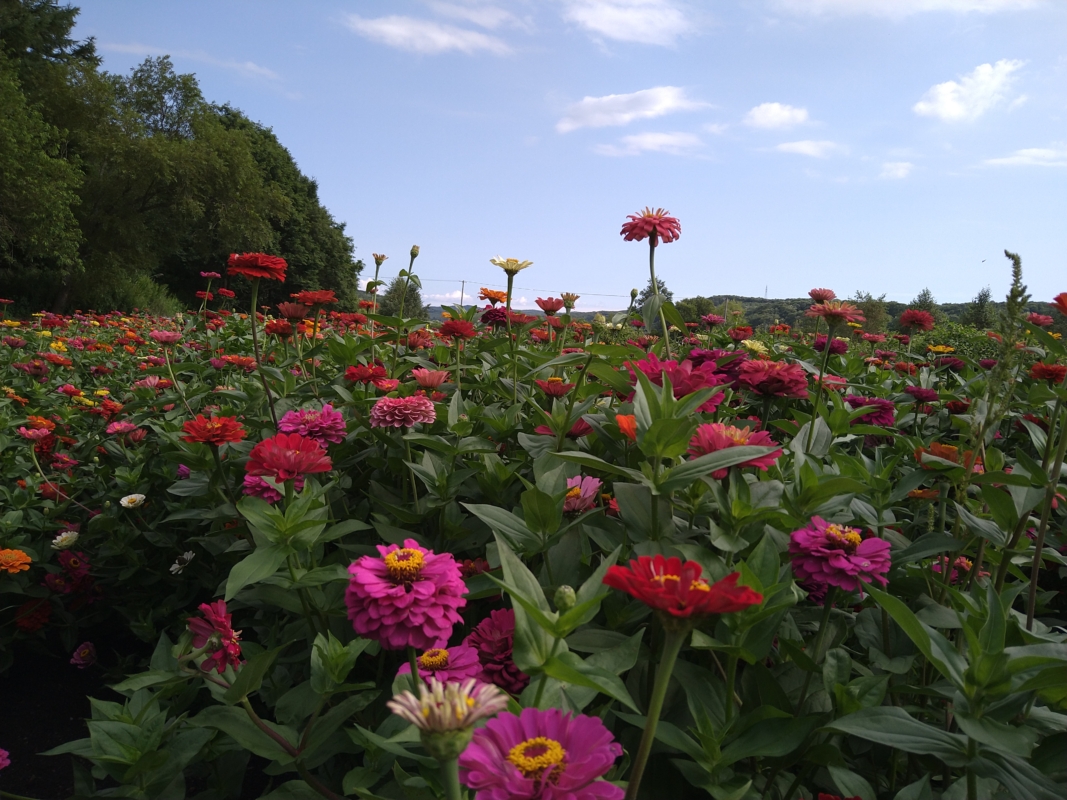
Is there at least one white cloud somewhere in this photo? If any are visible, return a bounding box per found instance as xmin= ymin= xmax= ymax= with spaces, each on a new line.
xmin=344 ymin=15 xmax=511 ymax=55
xmin=426 ymin=2 xmax=532 ymax=30
xmin=562 ymin=0 xmax=690 ymax=46
xmin=774 ymin=0 xmax=1041 ymax=17
xmin=593 ymin=131 xmax=702 ymax=156
xmin=983 ymin=146 xmax=1067 ymax=166
xmin=556 ymin=86 xmax=704 ymax=133
xmin=913 ymin=60 xmax=1024 ymax=121
xmin=704 ymin=122 xmax=729 ymax=134
xmin=744 ymin=102 xmax=809 ymax=129
xmin=101 ymin=42 xmax=280 ymax=81
xmin=776 ymin=140 xmax=839 ymax=158
xmin=880 ymin=161 xmax=914 ymax=178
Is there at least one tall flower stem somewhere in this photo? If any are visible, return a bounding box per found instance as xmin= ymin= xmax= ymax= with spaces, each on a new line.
xmin=248 ymin=278 xmax=278 ymax=428
xmin=453 ymin=341 xmax=462 ymax=394
xmin=805 ymin=333 xmax=836 ymax=451
xmin=163 ymin=347 xmax=195 ymax=417
xmin=796 ymin=587 xmax=836 ymax=712
xmin=1026 ymin=402 xmax=1067 ymax=629
xmin=408 ymin=646 xmax=422 ymax=694
xmin=625 ymin=627 xmax=685 ymax=800
xmin=648 ymin=237 xmax=672 ymax=360
xmin=505 ymin=273 xmax=518 ymax=403
xmin=440 ymin=757 xmax=462 ymax=800
xmin=209 ymin=445 xmax=239 ymax=509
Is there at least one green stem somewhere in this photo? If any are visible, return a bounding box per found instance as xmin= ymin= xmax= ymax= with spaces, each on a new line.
xmin=506 ymin=273 xmax=518 ymax=403
xmin=210 ymin=445 xmax=239 ymax=508
xmin=440 ymin=757 xmax=463 ymax=800
xmin=164 ymin=347 xmax=195 ymax=417
xmin=966 ymin=737 xmax=978 ymax=800
xmin=1026 ymin=401 xmax=1067 ymax=629
xmin=805 ymin=333 xmax=835 ymax=452
xmin=797 ymin=587 xmax=836 ymax=712
xmin=648 ymin=237 xmax=672 ymax=360
xmin=248 ymin=278 xmax=278 ymax=428
xmin=624 ymin=627 xmax=685 ymax=800
xmin=724 ymin=654 xmax=739 ymax=728
xmin=408 ymin=645 xmax=422 ymax=694
xmin=454 ymin=341 xmax=462 ymax=394
xmin=533 ymin=639 xmax=563 ymax=708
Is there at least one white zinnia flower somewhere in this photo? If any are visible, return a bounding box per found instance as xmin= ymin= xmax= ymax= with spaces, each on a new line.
xmin=170 ymin=551 xmax=195 ymax=574
xmin=120 ymin=493 xmax=146 ymax=508
xmin=51 ymin=530 xmax=80 ymax=550
xmin=387 ymin=677 xmax=508 ymax=733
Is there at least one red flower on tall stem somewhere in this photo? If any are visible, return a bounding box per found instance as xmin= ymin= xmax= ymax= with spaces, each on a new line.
xmin=604 ymin=556 xmax=762 ymax=620
xmin=806 ymin=300 xmax=865 ymax=327
xmin=899 ymin=309 xmax=935 ymax=332
xmin=535 ymin=297 xmax=565 ymax=316
xmin=227 ymin=253 xmax=288 ymax=282
xmin=292 ymin=290 xmax=336 ymax=306
xmin=808 ymin=288 xmax=836 ymax=302
xmin=181 ymin=415 xmax=246 ymax=445
xmin=620 ymin=207 xmax=681 ymax=245
xmin=440 ymin=319 xmax=478 ymax=340
xmin=246 ymin=433 xmax=332 ymax=482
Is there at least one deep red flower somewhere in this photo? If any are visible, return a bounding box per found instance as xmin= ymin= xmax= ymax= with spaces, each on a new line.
xmin=227 ymin=252 xmax=288 ymax=282
xmin=620 ymin=207 xmax=681 ymax=246
xmin=534 ymin=418 xmax=593 ymax=438
xmin=265 ymin=320 xmax=293 ymax=336
xmin=603 ymin=556 xmax=762 ymax=620
xmin=292 ymin=290 xmax=337 ymax=306
xmin=440 ymin=319 xmax=478 ymax=340
xmin=345 ymin=364 xmax=387 ymax=384
xmin=535 ymin=297 xmax=565 ymax=316
xmin=534 ymin=377 xmax=575 ymax=397
xmin=728 ymin=325 xmax=753 ymax=342
xmin=1031 ymin=363 xmax=1067 ymax=383
xmin=899 ymin=309 xmax=935 ymax=331
xmin=627 ymin=353 xmax=728 ymax=412
xmin=181 ymin=415 xmax=246 ymax=445
xmin=246 ymin=433 xmax=332 ymax=481
xmin=217 ymin=287 xmax=236 ymax=299
xmin=276 ymin=302 xmax=310 ymax=321
xmin=945 ymin=399 xmax=971 ymax=414
xmin=15 ymin=598 xmax=52 ymax=632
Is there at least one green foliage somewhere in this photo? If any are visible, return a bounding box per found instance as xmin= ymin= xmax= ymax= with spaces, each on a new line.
xmin=961 ymin=286 xmax=995 ymax=329
xmin=377 ymin=275 xmax=428 ymax=319
xmin=638 ymin=276 xmax=672 ymax=306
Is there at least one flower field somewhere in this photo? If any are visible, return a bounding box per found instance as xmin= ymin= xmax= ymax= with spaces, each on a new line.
xmin=1 ymin=217 xmax=1066 ymax=800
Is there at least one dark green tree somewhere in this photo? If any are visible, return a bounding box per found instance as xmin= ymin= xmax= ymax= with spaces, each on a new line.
xmin=638 ymin=276 xmax=672 ymax=306
xmin=377 ymin=276 xmax=428 ymax=319
xmin=961 ymin=286 xmax=994 ymax=329
xmin=851 ymin=291 xmax=888 ymax=333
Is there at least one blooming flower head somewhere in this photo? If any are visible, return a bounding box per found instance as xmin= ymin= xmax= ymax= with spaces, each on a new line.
xmin=701 ymin=313 xmax=726 ymax=327
xmin=915 ymin=442 xmax=982 ymax=473
xmin=460 ymin=707 xmax=624 ymax=800
xmin=389 ymin=677 xmax=508 ymax=734
xmin=1053 ymin=293 xmax=1067 ymax=316
xmin=464 ymin=608 xmax=529 ymax=694
xmin=440 ymin=319 xmax=479 ymax=340
xmin=0 ymin=549 xmax=32 ymax=574
xmin=200 ymin=271 xmax=221 ymax=279
xmin=120 ymin=494 xmax=146 ymax=509
xmin=490 ymin=257 xmax=533 ymax=277
xmin=0 ymin=747 xmax=9 ymax=770
xmin=899 ymin=309 xmax=935 ymax=332
xmin=904 ymin=386 xmax=938 ymax=403
xmin=17 ymin=426 xmax=52 ymax=441
xmin=171 ymin=551 xmax=196 ymax=574
xmin=188 ymin=600 xmax=243 ymax=674
xmin=396 ymin=643 xmax=483 ymax=683
xmin=70 ymin=642 xmax=96 ymax=669
xmin=806 ymin=300 xmax=865 ymax=327
xmin=242 ymin=473 xmax=305 ymax=503
xmin=932 ymin=555 xmax=988 ymax=585
xmin=58 ymin=550 xmax=89 ymax=577
xmin=276 ymin=302 xmax=311 ymax=321
xmin=1026 ymin=312 xmax=1053 ymax=327
xmin=1030 ymin=363 xmax=1067 ymax=384
xmin=814 ymin=335 xmax=848 ymax=355
xmin=181 ymin=415 xmax=246 ymax=445
xmin=560 ymin=292 xmax=580 ymax=310
xmin=844 ymin=395 xmax=896 ymax=427
xmin=278 ymin=404 xmax=347 ymax=445
xmin=737 ymin=359 xmax=809 ymax=399
xmin=615 ymin=414 xmax=637 ymax=442
xmin=687 ymin=423 xmax=783 ymax=479
xmin=789 ymin=517 xmax=891 ymax=595
xmin=246 ymin=433 xmax=332 ymax=482
xmin=149 ymin=330 xmax=181 ymax=345
xmin=345 ymin=539 xmax=467 ymax=650
xmin=741 ymin=339 xmax=768 ymax=355
xmin=412 ymin=368 xmax=450 ymax=389
xmin=227 ymin=252 xmax=288 ymax=282
xmin=620 ymin=207 xmax=681 ymax=246
xmin=564 ymin=476 xmax=603 ymax=514
xmin=345 ymin=363 xmax=387 ymax=384
xmin=370 ymin=395 xmax=436 ymax=428
xmin=628 ymin=352 xmax=727 ymax=412
xmin=51 ymin=530 xmax=80 ymax=550
xmin=479 ymin=288 xmax=508 ymax=306
xmin=728 ymin=325 xmax=753 ymax=342
xmin=535 ymin=377 xmax=575 ymax=398
xmin=809 ymin=288 xmax=837 ymax=303
xmin=536 ymin=297 xmax=565 ymax=316
xmin=292 ymin=289 xmax=337 ymax=306
xmin=604 ymin=556 xmax=763 ymax=621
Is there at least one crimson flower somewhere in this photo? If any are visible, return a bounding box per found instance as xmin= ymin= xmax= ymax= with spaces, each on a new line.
xmin=627 ymin=352 xmax=727 ymax=412
xmin=246 ymin=433 xmax=332 ymax=482
xmin=701 ymin=314 xmax=726 ymax=327
xmin=737 ymin=359 xmax=809 ymax=398
xmin=536 ymin=297 xmax=565 ymax=315
xmin=534 ymin=377 xmax=575 ymax=397
xmin=292 ymin=290 xmax=337 ymax=306
xmin=188 ymin=600 xmax=243 ymax=674
xmin=534 ymin=418 xmax=593 ymax=438
xmin=217 ymin=287 xmax=236 ymax=298
xmin=899 ymin=309 xmax=935 ymax=332
xmin=604 ymin=556 xmax=762 ymax=621
xmin=904 ymin=386 xmax=938 ymax=403
xmin=440 ymin=319 xmax=478 ymax=340
xmin=1031 ymin=363 xmax=1067 ymax=383
xmin=620 ymin=207 xmax=681 ymax=246
xmin=181 ymin=415 xmax=246 ymax=445
xmin=227 ymin=252 xmax=288 ymax=282
xmin=728 ymin=325 xmax=753 ymax=342
xmin=1053 ymin=293 xmax=1067 ymax=316
xmin=345 ymin=364 xmax=387 ymax=384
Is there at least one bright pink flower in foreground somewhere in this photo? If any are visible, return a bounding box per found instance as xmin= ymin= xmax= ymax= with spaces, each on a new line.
xmin=397 ymin=643 xmax=483 ymax=683
xmin=370 ymin=395 xmax=436 ymax=428
xmin=188 ymin=600 xmax=243 ymax=674
xmin=789 ymin=517 xmax=891 ymax=595
xmin=460 ymin=708 xmax=624 ymax=800
xmin=687 ymin=423 xmax=782 ymax=479
xmin=246 ymin=433 xmax=332 ymax=482
xmin=604 ymin=556 xmax=763 ymax=619
xmin=564 ymin=476 xmax=602 ymax=513
xmin=345 ymin=539 xmax=467 ymax=650
xmin=411 ymin=368 xmax=449 ymax=389
xmin=628 ymin=353 xmax=727 ymax=412
xmin=278 ymin=404 xmax=346 ymax=445
xmin=737 ymin=359 xmax=809 ymax=399
xmin=620 ymin=207 xmax=681 ymax=246
xmin=464 ymin=608 xmax=529 ymax=694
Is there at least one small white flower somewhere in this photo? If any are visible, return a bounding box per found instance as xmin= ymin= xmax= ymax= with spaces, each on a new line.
xmin=120 ymin=493 xmax=146 ymax=508
xmin=170 ymin=551 xmax=195 ymax=574
xmin=51 ymin=530 xmax=80 ymax=550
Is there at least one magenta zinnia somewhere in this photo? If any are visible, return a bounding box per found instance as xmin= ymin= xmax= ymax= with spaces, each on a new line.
xmin=345 ymin=538 xmax=467 ymax=650
xmin=737 ymin=359 xmax=809 ymax=399
xmin=187 ymin=600 xmax=243 ymax=674
xmin=687 ymin=423 xmax=782 ymax=479
xmin=277 ymin=404 xmax=346 ymax=445
xmin=627 ymin=353 xmax=727 ymax=412
xmin=620 ymin=207 xmax=681 ymax=246
xmin=563 ymin=476 xmax=602 ymax=514
xmin=844 ymin=395 xmax=896 ymax=427
xmin=369 ymin=395 xmax=436 ymax=428
xmin=463 ymin=608 xmax=529 ymax=694
xmin=459 ymin=707 xmax=624 ymax=800
xmin=396 ymin=643 xmax=482 ymax=683
xmin=789 ymin=517 xmax=891 ymax=595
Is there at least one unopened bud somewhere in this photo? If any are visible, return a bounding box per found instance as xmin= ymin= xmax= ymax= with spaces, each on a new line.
xmin=422 ymin=728 xmax=473 ymax=761
xmin=104 ymin=500 xmax=111 ymax=508
xmin=630 ymin=288 xmax=639 ymax=300
xmin=554 ymin=585 xmax=576 ymax=612
xmin=410 ymin=245 xmax=420 ymax=259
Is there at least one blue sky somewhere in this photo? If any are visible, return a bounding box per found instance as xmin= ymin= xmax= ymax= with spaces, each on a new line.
xmin=77 ymin=0 xmax=1065 ymax=310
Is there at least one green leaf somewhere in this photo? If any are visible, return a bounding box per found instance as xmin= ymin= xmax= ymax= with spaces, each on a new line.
xmin=614 ymin=482 xmax=674 ymax=541
xmin=463 ymin=503 xmax=540 ymax=553
xmin=745 ymin=534 xmax=780 ymax=590
xmin=638 ymin=417 xmax=698 ymax=460
xmin=895 ymin=534 xmax=966 ymax=564
xmin=225 ymin=543 xmax=289 ymax=601
xmin=829 ymin=766 xmax=876 ymax=800
xmin=657 ymin=447 xmax=779 ymax=494
xmin=892 ymin=775 xmax=932 ymax=800
xmin=190 ymin=706 xmax=296 ymax=763
xmin=869 ymin=585 xmax=967 ymax=688
xmin=825 ymin=707 xmax=969 ymax=766
xmin=550 ymin=451 xmax=644 ymax=481
xmin=720 ymin=716 xmax=818 ymax=765
xmin=493 ymin=534 xmax=559 ymax=671
xmin=954 ymin=502 xmax=1009 ymax=546
xmin=520 ymin=487 xmax=564 ymax=539
xmin=541 ymin=652 xmax=639 ymax=712
xmin=223 ymin=645 xmax=284 ymax=704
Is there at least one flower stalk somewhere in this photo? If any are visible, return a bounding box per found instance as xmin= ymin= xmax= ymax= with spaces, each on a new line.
xmin=625 ymin=627 xmax=685 ymax=800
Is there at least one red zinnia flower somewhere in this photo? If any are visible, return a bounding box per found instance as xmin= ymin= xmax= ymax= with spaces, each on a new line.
xmin=246 ymin=433 xmax=332 ymax=481
xmin=899 ymin=309 xmax=935 ymax=332
xmin=728 ymin=325 xmax=753 ymax=342
xmin=620 ymin=207 xmax=681 ymax=246
xmin=276 ymin=302 xmax=310 ymax=321
xmin=1053 ymin=293 xmax=1067 ymax=316
xmin=265 ymin=320 xmax=293 ymax=336
xmin=534 ymin=377 xmax=575 ymax=397
xmin=217 ymin=287 xmax=236 ymax=299
xmin=737 ymin=359 xmax=809 ymax=399
xmin=292 ymin=289 xmax=337 ymax=306
xmin=604 ymin=556 xmax=762 ymax=620
xmin=806 ymin=300 xmax=865 ymax=326
xmin=535 ymin=297 xmax=565 ymax=316
xmin=188 ymin=600 xmax=243 ymax=674
xmin=181 ymin=415 xmax=246 ymax=445
xmin=227 ymin=252 xmax=288 ymax=282
xmin=440 ymin=319 xmax=478 ymax=340
xmin=687 ymin=423 xmax=782 ymax=479
xmin=344 ymin=364 xmax=387 ymax=384
xmin=1031 ymin=363 xmax=1067 ymax=383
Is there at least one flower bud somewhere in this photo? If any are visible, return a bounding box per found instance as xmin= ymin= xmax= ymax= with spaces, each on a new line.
xmin=630 ymin=288 xmax=639 ymax=300
xmin=410 ymin=245 xmax=420 ymax=259
xmin=104 ymin=500 xmax=111 ymax=508
xmin=554 ymin=585 xmax=576 ymax=612
xmin=421 ymin=728 xmax=473 ymax=761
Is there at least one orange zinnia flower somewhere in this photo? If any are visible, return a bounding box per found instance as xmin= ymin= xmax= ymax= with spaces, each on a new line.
xmin=616 ymin=414 xmax=637 ymax=442
xmin=478 ymin=288 xmax=508 ymax=306
xmin=0 ymin=548 xmax=32 ymax=574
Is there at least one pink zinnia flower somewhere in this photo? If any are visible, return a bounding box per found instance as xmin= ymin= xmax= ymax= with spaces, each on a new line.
xmin=1026 ymin=312 xmax=1053 ymax=327
xmin=620 ymin=207 xmax=681 ymax=246
xmin=18 ymin=426 xmax=52 ymax=441
xmin=806 ymin=300 xmax=865 ymax=326
xmin=844 ymin=395 xmax=896 ymax=427
xmin=564 ymin=476 xmax=602 ymax=514
xmin=149 ymin=330 xmax=182 ymax=344
xmin=536 ymin=297 xmax=565 ymax=316
xmin=814 ymin=335 xmax=848 ymax=355
xmin=369 ymin=396 xmax=436 ymax=428
xmin=904 ymin=386 xmax=938 ymax=403
xmin=701 ymin=314 xmax=726 ymax=327
xmin=345 ymin=539 xmax=467 ymax=650
xmin=70 ymin=641 xmax=96 ymax=669
xmin=687 ymin=423 xmax=782 ymax=479
xmin=463 ymin=608 xmax=529 ymax=694
xmin=411 ymin=368 xmax=449 ymax=389
xmin=106 ymin=421 xmax=138 ymax=435
xmin=900 ymin=309 xmax=935 ymax=332
xmin=187 ymin=600 xmax=243 ymax=674
xmin=242 ymin=473 xmax=305 ymax=503
xmin=278 ymin=404 xmax=346 ymax=445
xmin=627 ymin=353 xmax=727 ymax=413
xmin=809 ymin=288 xmax=836 ymax=302
xmin=0 ymin=748 xmax=9 ymax=770
xmin=396 ymin=643 xmax=482 ymax=683
xmin=737 ymin=360 xmax=809 ymax=399
xmin=789 ymin=517 xmax=891 ymax=595
xmin=459 ymin=708 xmax=624 ymax=800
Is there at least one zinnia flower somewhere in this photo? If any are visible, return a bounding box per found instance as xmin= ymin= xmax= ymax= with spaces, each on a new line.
xmin=278 ymin=404 xmax=347 ymax=445
xmin=292 ymin=289 xmax=337 ymax=306
xmin=243 ymin=473 xmax=304 ymax=503
xmin=246 ymin=433 xmax=332 ymax=482
xmin=809 ymin=288 xmax=836 ymax=302
xmin=440 ymin=319 xmax=478 ymax=340
xmin=616 ymin=414 xmax=637 ymax=442
xmin=51 ymin=530 xmax=80 ymax=550
xmin=813 ymin=335 xmax=848 ymax=355
xmin=396 ymin=643 xmax=483 ymax=683
xmin=459 ymin=708 xmax=624 ymax=800
xmin=149 ymin=330 xmax=181 ymax=344
xmin=70 ymin=642 xmax=97 ymax=669
xmin=536 ymin=297 xmax=565 ymax=316
xmin=188 ymin=600 xmax=243 ymax=674
xmin=276 ymin=302 xmax=310 ymax=320
xmin=1031 ymin=363 xmax=1067 ymax=383
xmin=904 ymin=386 xmax=938 ymax=403
xmin=915 ymin=442 xmax=982 ymax=473
xmin=490 ymin=257 xmax=533 ymax=276
xmin=0 ymin=748 xmax=9 ymax=770
xmin=564 ymin=476 xmax=602 ymax=514
xmin=844 ymin=395 xmax=896 ymax=427
xmin=535 ymin=377 xmax=574 ymax=397
xmin=737 ymin=359 xmax=809 ymax=399
xmin=479 ymin=288 xmax=508 ymax=306
xmin=389 ymin=677 xmax=508 ymax=734
xmin=789 ymin=517 xmax=891 ymax=595
xmin=899 ymin=309 xmax=935 ymax=332
xmin=120 ymin=494 xmax=146 ymax=508
xmin=604 ymin=556 xmax=763 ymax=621
xmin=620 ymin=207 xmax=681 ymax=245
xmin=687 ymin=423 xmax=782 ymax=479
xmin=345 ymin=539 xmax=467 ymax=650
xmin=181 ymin=415 xmax=246 ymax=445
xmin=701 ymin=314 xmax=726 ymax=327
xmin=728 ymin=325 xmax=753 ymax=342
xmin=1026 ymin=312 xmax=1053 ymax=327
xmin=0 ymin=549 xmax=32 ymax=574
xmin=412 ymin=368 xmax=450 ymax=389
xmin=370 ymin=396 xmax=436 ymax=428
xmin=628 ymin=353 xmax=727 ymax=412
xmin=227 ymin=252 xmax=288 ymax=282
xmin=806 ymin=300 xmax=865 ymax=327
xmin=1052 ymin=293 xmax=1067 ymax=316
xmin=463 ymin=608 xmax=529 ymax=694
xmin=345 ymin=363 xmax=387 ymax=384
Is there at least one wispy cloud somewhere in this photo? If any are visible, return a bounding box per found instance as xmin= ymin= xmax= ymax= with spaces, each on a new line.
xmin=562 ymin=0 xmax=691 ymax=46
xmin=556 ymin=86 xmax=705 ymax=132
xmin=776 ymin=140 xmax=839 ymax=158
xmin=983 ymin=146 xmax=1067 ymax=166
xmin=100 ymin=42 xmax=280 ymax=81
xmin=593 ymin=131 xmax=702 ymax=156
xmin=344 ymin=15 xmax=511 ymax=55
xmin=880 ymin=161 xmax=914 ymax=178
xmin=774 ymin=0 xmax=1041 ymax=17
xmin=426 ymin=2 xmax=533 ymax=31
xmin=744 ymin=102 xmax=809 ymax=129
xmin=913 ymin=60 xmax=1024 ymax=122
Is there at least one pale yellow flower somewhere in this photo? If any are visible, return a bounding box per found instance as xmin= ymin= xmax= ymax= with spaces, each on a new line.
xmin=94 ymin=389 xmax=110 ymax=397
xmin=741 ymin=339 xmax=768 ymax=355
xmin=490 ymin=256 xmax=533 ymax=276
xmin=49 ymin=341 xmax=67 ymax=352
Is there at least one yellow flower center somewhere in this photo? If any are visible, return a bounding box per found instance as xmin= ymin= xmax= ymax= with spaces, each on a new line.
xmin=565 ymin=486 xmax=582 ymax=500
xmin=825 ymin=524 xmax=863 ymax=552
xmin=507 ymin=737 xmax=566 ymax=780
xmin=384 ymin=548 xmax=425 ymax=582
xmin=723 ymin=427 xmax=751 ymax=446
xmin=418 ymin=648 xmax=450 ymax=670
